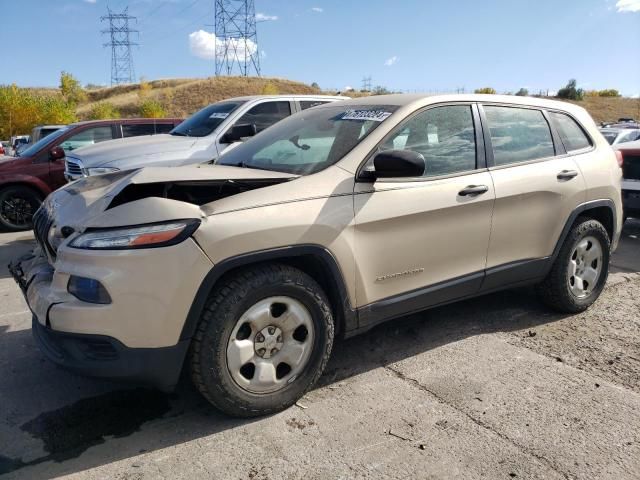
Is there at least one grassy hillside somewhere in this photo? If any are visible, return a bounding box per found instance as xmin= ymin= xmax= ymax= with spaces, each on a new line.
xmin=77 ymin=76 xmax=322 ymax=118
xmin=30 ymin=76 xmax=640 ymax=123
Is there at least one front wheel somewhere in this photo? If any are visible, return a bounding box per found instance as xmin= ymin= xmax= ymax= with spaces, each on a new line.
xmin=189 ymin=264 xmax=334 ymax=417
xmin=0 ymin=186 xmax=42 ymax=231
xmin=537 ymin=217 xmax=610 ymax=313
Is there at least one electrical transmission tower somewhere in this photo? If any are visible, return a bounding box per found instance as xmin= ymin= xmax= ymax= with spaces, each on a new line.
xmin=362 ymin=76 xmax=372 ymax=92
xmin=101 ymin=7 xmax=139 ymax=85
xmin=214 ymin=0 xmax=261 ymax=77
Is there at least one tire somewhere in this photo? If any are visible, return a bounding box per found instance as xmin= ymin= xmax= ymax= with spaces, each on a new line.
xmin=0 ymin=185 xmax=42 ymax=231
xmin=537 ymin=217 xmax=610 ymax=313
xmin=189 ymin=264 xmax=334 ymax=417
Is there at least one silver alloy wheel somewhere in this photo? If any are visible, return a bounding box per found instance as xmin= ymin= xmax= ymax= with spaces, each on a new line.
xmin=568 ymin=235 xmax=603 ymax=298
xmin=226 ymin=296 xmax=315 ymax=394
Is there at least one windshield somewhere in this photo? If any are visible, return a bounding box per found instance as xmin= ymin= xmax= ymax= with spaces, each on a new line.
xmin=217 ymin=104 xmax=398 ymax=175
xmin=18 ymin=126 xmax=70 ymax=157
xmin=170 ymin=101 xmax=246 ymax=137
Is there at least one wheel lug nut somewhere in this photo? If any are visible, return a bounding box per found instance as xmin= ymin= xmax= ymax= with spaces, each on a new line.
xmin=258 ymin=348 xmax=266 ymax=356
xmin=271 ymin=348 xmax=278 ymax=356
xmin=256 ymin=333 xmax=264 ymax=342
xmin=277 ymin=335 xmax=282 ymax=343
xmin=268 ymin=327 xmax=275 ymax=335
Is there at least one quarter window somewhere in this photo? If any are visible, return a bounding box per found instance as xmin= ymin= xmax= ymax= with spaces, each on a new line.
xmin=484 ymin=106 xmax=554 ymax=165
xmin=380 ymin=105 xmax=477 ymax=177
xmin=234 ymin=101 xmax=292 ymax=133
xmin=549 ymin=112 xmax=591 ymax=152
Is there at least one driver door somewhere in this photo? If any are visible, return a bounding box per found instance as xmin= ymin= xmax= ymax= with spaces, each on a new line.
xmin=353 ymin=104 xmax=495 ymax=326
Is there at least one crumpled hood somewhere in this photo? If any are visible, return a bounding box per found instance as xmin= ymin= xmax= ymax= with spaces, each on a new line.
xmin=44 ymin=164 xmax=297 ymax=230
xmin=68 ymin=134 xmax=199 ymax=167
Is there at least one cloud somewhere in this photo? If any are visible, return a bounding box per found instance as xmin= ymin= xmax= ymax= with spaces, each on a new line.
xmin=188 ymin=30 xmax=257 ymax=61
xmin=311 ymin=7 xmax=323 ymax=12
xmin=616 ymin=0 xmax=640 ymax=12
xmin=255 ymin=12 xmax=278 ymax=21
xmin=384 ymin=56 xmax=398 ymax=66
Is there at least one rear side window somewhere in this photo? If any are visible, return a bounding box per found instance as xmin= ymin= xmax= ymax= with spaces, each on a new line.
xmin=122 ymin=124 xmax=156 ymax=137
xmin=380 ymin=105 xmax=477 ymax=177
xmin=549 ymin=112 xmax=591 ymax=152
xmin=484 ymin=106 xmax=554 ymax=165
xmin=300 ymin=100 xmax=331 ymax=110
xmin=234 ymin=101 xmax=292 ymax=132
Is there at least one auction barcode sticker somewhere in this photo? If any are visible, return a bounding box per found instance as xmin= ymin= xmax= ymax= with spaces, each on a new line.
xmin=209 ymin=112 xmax=230 ymax=119
xmin=340 ymin=110 xmax=393 ymax=122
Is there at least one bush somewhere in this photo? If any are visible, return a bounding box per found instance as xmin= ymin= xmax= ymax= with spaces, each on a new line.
xmin=60 ymin=71 xmax=86 ymax=105
xmin=515 ymin=88 xmax=529 ymax=97
xmin=139 ymin=77 xmax=152 ymax=99
xmin=597 ymin=89 xmax=621 ymax=98
xmin=261 ymin=82 xmax=279 ymax=95
xmin=0 ymin=84 xmax=76 ymax=138
xmin=474 ymin=87 xmax=496 ymax=94
xmin=557 ymin=79 xmax=584 ymax=101
xmin=139 ymin=99 xmax=166 ymax=118
xmin=89 ymin=102 xmax=120 ymax=120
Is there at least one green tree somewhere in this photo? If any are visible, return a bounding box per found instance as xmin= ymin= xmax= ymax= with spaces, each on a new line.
xmin=59 ymin=71 xmax=87 ymax=105
xmin=474 ymin=87 xmax=496 ymax=94
xmin=89 ymin=102 xmax=121 ymax=120
xmin=139 ymin=99 xmax=166 ymax=118
xmin=515 ymin=88 xmax=529 ymax=96
xmin=597 ymin=89 xmax=620 ymax=98
xmin=557 ymin=79 xmax=584 ymax=101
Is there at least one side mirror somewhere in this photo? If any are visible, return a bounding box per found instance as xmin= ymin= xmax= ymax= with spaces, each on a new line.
xmin=49 ymin=146 xmax=65 ymax=161
xmin=371 ymin=149 xmax=425 ymax=178
xmin=221 ymin=123 xmax=258 ymax=144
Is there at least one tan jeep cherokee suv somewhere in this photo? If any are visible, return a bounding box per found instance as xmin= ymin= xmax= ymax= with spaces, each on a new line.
xmin=10 ymin=94 xmax=622 ymax=417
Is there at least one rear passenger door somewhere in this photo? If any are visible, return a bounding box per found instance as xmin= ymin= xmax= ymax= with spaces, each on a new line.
xmin=481 ymin=104 xmax=587 ymax=288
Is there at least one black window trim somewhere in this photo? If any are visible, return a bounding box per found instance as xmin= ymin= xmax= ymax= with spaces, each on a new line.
xmin=355 ymin=101 xmax=486 ymax=183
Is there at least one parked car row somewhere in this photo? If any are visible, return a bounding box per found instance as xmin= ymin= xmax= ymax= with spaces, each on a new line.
xmin=9 ymin=93 xmax=624 ymax=417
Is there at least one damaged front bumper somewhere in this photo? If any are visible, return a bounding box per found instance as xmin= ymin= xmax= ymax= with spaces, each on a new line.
xmin=9 ymin=238 xmax=213 ymax=391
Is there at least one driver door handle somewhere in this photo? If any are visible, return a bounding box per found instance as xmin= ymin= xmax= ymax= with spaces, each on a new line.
xmin=458 ymin=185 xmax=489 ymax=197
xmin=557 ymin=170 xmax=579 ymax=180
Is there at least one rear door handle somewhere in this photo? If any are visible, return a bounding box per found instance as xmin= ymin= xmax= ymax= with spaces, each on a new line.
xmin=557 ymin=170 xmax=579 ymax=180
xmin=458 ymin=185 xmax=489 ymax=196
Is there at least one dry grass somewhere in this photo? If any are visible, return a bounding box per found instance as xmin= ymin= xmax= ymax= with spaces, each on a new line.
xmin=37 ymin=76 xmax=640 ymax=123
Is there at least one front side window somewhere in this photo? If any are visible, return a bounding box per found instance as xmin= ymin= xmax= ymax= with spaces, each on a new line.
xmin=218 ymin=104 xmax=398 ymax=175
xmin=59 ymin=126 xmax=113 ymax=152
xmin=379 ymin=105 xmax=477 ymax=177
xmin=170 ymin=101 xmax=246 ymax=138
xmin=233 ymin=101 xmax=292 ymax=133
xmin=484 ymin=106 xmax=554 ymax=165
xmin=549 ymin=112 xmax=591 ymax=152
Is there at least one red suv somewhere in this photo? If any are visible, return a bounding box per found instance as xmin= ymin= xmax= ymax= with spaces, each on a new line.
xmin=0 ymin=118 xmax=182 ymax=231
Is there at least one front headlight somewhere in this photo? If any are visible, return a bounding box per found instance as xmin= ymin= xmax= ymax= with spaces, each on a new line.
xmin=86 ymin=167 xmax=120 ymax=176
xmin=69 ymin=220 xmax=200 ymax=250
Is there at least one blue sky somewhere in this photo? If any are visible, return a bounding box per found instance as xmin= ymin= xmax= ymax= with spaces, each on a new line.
xmin=2 ymin=0 xmax=639 ymax=96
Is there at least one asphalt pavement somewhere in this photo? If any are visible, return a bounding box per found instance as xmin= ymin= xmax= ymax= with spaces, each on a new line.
xmin=0 ymin=220 xmax=639 ymax=479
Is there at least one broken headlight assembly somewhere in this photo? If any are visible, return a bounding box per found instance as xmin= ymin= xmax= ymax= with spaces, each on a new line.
xmin=69 ymin=220 xmax=201 ymax=250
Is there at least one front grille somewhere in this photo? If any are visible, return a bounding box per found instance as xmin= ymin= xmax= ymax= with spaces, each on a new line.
xmin=65 ymin=158 xmax=84 ymax=177
xmin=623 ymin=154 xmax=640 ymax=181
xmin=32 ymin=207 xmax=55 ymax=260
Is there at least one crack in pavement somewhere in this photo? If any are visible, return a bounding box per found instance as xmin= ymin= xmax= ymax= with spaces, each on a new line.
xmin=383 ymin=364 xmax=571 ymax=480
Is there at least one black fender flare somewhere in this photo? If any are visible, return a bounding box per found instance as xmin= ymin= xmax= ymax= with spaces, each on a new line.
xmin=179 ymin=244 xmax=357 ymax=341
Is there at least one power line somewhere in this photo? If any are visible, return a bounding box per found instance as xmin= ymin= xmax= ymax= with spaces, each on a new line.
xmin=101 ymin=7 xmax=139 ymax=85
xmin=362 ymin=76 xmax=372 ymax=91
xmin=214 ymin=0 xmax=261 ymax=77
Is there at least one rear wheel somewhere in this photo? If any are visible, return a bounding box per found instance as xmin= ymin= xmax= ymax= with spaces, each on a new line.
xmin=537 ymin=218 xmax=610 ymax=313
xmin=0 ymin=186 xmax=42 ymax=231
xmin=189 ymin=264 xmax=334 ymax=417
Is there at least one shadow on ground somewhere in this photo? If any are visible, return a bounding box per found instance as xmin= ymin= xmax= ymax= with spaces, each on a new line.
xmin=0 ymin=286 xmax=566 ymax=479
